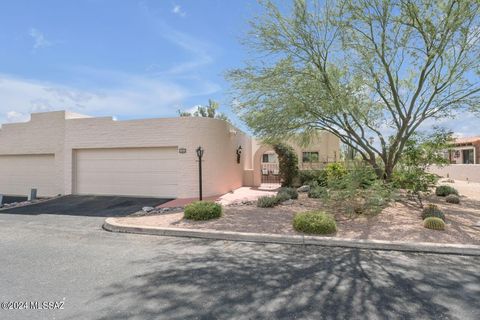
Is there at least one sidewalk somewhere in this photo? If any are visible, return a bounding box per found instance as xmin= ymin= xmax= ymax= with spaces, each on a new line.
xmin=104 ymin=216 xmax=480 ymax=256
xmin=157 ymin=186 xmax=278 ymax=208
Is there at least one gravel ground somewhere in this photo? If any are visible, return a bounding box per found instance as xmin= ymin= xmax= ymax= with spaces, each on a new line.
xmin=113 ymin=179 xmax=480 ymax=245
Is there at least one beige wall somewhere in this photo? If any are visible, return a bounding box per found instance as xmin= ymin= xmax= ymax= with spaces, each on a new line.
xmin=249 ymin=132 xmax=341 ymax=186
xmin=0 ymin=111 xmax=340 ymax=197
xmin=428 ymin=165 xmax=480 ymax=183
xmin=0 ymin=111 xmax=251 ymax=198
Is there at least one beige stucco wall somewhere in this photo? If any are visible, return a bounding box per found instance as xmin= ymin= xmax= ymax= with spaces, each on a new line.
xmin=249 ymin=132 xmax=341 ymax=186
xmin=0 ymin=111 xmax=251 ymax=198
xmin=0 ymin=111 xmax=340 ymax=197
xmin=0 ymin=112 xmax=66 ymax=196
xmin=428 ymin=165 xmax=480 ymax=183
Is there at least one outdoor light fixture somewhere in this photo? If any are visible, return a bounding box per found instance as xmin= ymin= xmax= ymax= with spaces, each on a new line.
xmin=196 ymin=146 xmax=204 ymax=200
xmin=236 ymin=145 xmax=242 ymax=164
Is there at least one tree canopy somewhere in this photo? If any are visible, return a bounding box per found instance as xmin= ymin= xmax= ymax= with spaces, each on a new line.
xmin=228 ymin=0 xmax=480 ymax=179
xmin=178 ymin=99 xmax=230 ymax=122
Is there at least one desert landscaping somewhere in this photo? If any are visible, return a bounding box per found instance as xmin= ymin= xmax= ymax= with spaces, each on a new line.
xmin=111 ymin=179 xmax=480 ymax=246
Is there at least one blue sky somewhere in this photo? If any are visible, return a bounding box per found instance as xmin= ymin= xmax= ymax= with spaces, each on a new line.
xmin=0 ymin=0 xmax=478 ymax=137
xmin=0 ymin=0 xmax=260 ymax=128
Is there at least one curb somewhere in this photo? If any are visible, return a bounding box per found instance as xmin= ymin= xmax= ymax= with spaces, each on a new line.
xmin=103 ymin=218 xmax=480 ymax=256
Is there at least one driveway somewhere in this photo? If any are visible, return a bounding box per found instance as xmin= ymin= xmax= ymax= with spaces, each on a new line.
xmin=0 ymin=195 xmax=172 ymax=217
xmin=0 ymin=213 xmax=478 ymax=320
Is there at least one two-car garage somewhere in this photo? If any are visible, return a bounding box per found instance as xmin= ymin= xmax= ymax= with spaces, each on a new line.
xmin=0 ymin=111 xmax=251 ymax=199
xmin=73 ymin=147 xmax=178 ymax=198
xmin=0 ymin=148 xmax=178 ymax=199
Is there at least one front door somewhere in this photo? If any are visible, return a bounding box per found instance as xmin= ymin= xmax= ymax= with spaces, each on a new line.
xmin=261 ymin=152 xmax=281 ymax=183
xmin=462 ymin=149 xmax=474 ymax=164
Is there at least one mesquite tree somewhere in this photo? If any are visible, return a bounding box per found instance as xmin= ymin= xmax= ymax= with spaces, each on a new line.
xmin=228 ymin=0 xmax=480 ymax=179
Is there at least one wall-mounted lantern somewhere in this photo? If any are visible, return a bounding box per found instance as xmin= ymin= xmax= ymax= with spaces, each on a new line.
xmin=196 ymin=146 xmax=204 ymax=200
xmin=236 ymin=146 xmax=242 ymax=164
xmin=179 ymin=147 xmax=187 ymax=154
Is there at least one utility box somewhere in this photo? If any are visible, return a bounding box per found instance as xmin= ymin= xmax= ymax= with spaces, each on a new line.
xmin=28 ymin=188 xmax=37 ymax=201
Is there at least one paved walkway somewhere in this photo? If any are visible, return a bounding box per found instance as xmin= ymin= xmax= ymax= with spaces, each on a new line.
xmin=217 ymin=186 xmax=278 ymax=205
xmin=158 ymin=184 xmax=280 ymax=208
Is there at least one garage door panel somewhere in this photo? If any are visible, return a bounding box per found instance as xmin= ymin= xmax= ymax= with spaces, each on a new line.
xmin=0 ymin=154 xmax=56 ymax=196
xmin=75 ymin=148 xmax=178 ymax=198
xmin=76 ymin=172 xmax=177 ymax=185
xmin=76 ymin=184 xmax=177 ymax=198
xmin=76 ymin=148 xmax=177 ymax=160
xmin=77 ymin=160 xmax=178 ymax=172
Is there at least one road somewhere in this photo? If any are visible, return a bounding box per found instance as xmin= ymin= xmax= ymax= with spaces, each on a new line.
xmin=0 ymin=212 xmax=479 ymax=319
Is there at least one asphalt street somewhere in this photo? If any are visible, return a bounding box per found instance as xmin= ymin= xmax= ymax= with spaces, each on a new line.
xmin=0 ymin=212 xmax=479 ymax=319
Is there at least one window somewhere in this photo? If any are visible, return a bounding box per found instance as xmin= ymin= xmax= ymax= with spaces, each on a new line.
xmin=462 ymin=149 xmax=475 ymax=164
xmin=262 ymin=153 xmax=277 ymax=163
xmin=302 ymin=151 xmax=319 ymax=163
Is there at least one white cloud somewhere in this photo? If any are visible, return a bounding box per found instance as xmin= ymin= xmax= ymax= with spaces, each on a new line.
xmin=140 ymin=2 xmax=215 ymax=75
xmin=172 ymin=4 xmax=186 ymax=17
xmin=416 ymin=111 xmax=480 ymax=137
xmin=0 ymin=70 xmax=220 ymax=125
xmin=5 ymin=111 xmax=30 ymax=123
xmin=29 ymin=28 xmax=52 ymax=50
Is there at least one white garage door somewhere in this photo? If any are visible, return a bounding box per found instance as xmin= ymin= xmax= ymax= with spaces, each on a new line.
xmin=74 ymin=147 xmax=178 ymax=198
xmin=0 ymin=154 xmax=56 ymax=196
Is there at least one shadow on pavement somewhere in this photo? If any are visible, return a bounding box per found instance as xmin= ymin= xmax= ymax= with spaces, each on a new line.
xmin=88 ymin=241 xmax=480 ymax=319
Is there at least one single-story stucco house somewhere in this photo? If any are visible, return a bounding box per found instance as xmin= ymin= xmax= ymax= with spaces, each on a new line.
xmin=445 ymin=136 xmax=480 ymax=165
xmin=429 ymin=136 xmax=480 ymax=183
xmin=0 ymin=111 xmax=339 ymax=199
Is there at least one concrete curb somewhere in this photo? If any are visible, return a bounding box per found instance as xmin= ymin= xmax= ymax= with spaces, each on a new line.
xmin=103 ymin=218 xmax=480 ymax=256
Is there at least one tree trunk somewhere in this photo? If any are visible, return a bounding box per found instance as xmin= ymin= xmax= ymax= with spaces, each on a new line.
xmin=368 ymin=158 xmax=384 ymax=179
xmin=384 ymin=162 xmax=394 ymax=182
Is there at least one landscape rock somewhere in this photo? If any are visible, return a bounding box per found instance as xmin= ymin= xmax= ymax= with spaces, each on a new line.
xmin=297 ymin=185 xmax=310 ymax=193
xmin=142 ymin=206 xmax=155 ymax=213
xmin=282 ymin=199 xmax=294 ymax=205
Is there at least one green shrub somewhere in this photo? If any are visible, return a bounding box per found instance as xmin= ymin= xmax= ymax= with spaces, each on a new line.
xmin=257 ymin=196 xmax=280 ymax=208
xmin=293 ymin=211 xmax=337 ymax=235
xmin=346 ymin=165 xmax=378 ymax=189
xmin=308 ymin=186 xmax=328 ymax=199
xmin=273 ymin=143 xmax=299 ymax=187
xmin=276 ymin=191 xmax=291 ymax=203
xmin=184 ymin=201 xmax=222 ymax=220
xmin=324 ymin=162 xmax=347 ymax=184
xmin=423 ymin=217 xmax=445 ymax=230
xmin=392 ymin=168 xmax=439 ymax=206
xmin=327 ymin=177 xmax=394 ymax=215
xmin=299 ymin=170 xmax=328 ymax=187
xmin=278 ymin=187 xmax=298 ymax=199
xmin=421 ymin=204 xmax=445 ymax=221
xmin=435 ymin=185 xmax=458 ymax=197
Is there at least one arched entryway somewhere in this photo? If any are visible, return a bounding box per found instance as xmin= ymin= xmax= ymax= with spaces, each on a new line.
xmin=252 ymin=145 xmax=281 ymax=186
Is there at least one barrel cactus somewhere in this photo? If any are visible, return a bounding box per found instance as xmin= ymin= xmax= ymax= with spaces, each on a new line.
xmin=445 ymin=194 xmax=460 ymax=204
xmin=421 ymin=204 xmax=445 ymax=221
xmin=423 ymin=217 xmax=445 ymax=230
xmin=435 ymin=185 xmax=458 ymax=197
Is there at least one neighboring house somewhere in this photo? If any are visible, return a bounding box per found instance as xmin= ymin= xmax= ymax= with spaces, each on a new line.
xmin=429 ymin=136 xmax=480 ymax=182
xmin=0 ymin=111 xmax=339 ymax=199
xmin=445 ymin=136 xmax=480 ymax=164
